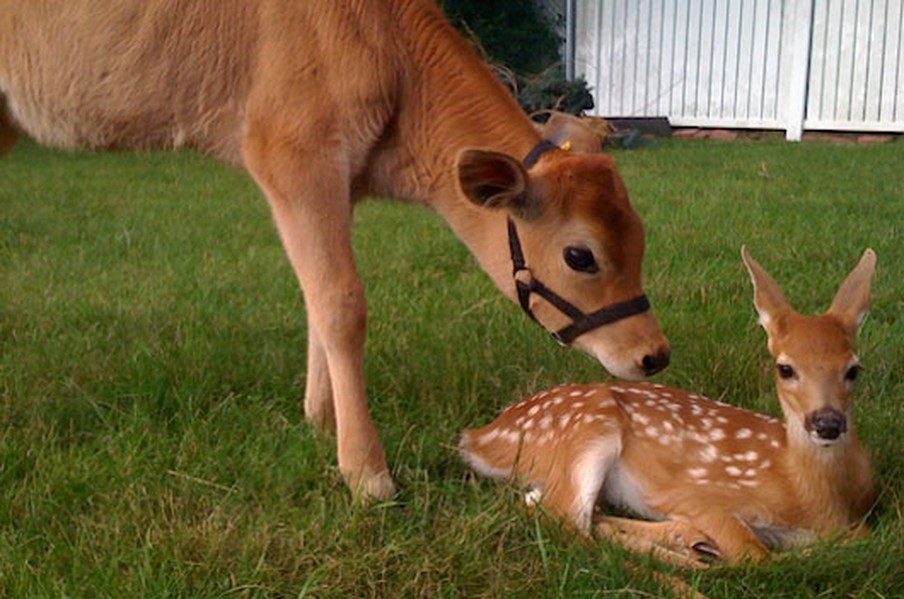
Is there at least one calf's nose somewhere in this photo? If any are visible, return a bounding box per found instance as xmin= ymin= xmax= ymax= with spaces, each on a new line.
xmin=640 ymin=348 xmax=671 ymax=376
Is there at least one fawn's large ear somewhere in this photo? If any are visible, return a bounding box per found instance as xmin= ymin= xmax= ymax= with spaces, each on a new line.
xmin=827 ymin=249 xmax=876 ymax=332
xmin=457 ymin=149 xmax=540 ymax=221
xmin=742 ymin=246 xmax=793 ymax=339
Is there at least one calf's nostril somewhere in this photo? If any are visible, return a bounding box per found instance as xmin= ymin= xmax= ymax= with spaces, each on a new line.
xmin=641 ymin=349 xmax=670 ymax=375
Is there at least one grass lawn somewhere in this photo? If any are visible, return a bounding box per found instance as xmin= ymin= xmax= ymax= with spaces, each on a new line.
xmin=2 ymin=137 xmax=902 ymax=597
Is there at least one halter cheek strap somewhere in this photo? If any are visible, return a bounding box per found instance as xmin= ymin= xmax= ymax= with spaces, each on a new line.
xmin=509 ymin=140 xmax=652 ymax=346
xmin=507 ymin=218 xmax=651 ymax=345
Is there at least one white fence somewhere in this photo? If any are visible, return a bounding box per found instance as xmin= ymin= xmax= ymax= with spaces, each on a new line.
xmin=573 ymin=0 xmax=904 ymax=139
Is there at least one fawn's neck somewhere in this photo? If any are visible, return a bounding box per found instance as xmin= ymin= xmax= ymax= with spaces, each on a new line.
xmin=780 ymin=414 xmax=875 ymax=532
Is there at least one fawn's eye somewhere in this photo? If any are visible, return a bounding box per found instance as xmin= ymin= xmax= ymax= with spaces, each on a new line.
xmin=776 ymin=364 xmax=795 ymax=379
xmin=563 ymin=246 xmax=599 ymax=273
xmin=844 ymin=365 xmax=860 ymax=382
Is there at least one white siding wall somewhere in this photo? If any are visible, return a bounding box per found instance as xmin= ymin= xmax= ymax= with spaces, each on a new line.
xmin=574 ymin=0 xmax=904 ymax=138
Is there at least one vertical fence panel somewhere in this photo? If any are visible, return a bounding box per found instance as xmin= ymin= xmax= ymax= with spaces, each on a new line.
xmin=762 ymin=0 xmax=783 ymax=121
xmin=575 ymin=0 xmax=904 ymax=134
xmin=864 ymin=0 xmax=884 ymax=122
xmin=880 ymin=0 xmax=903 ymax=122
xmin=806 ymin=0 xmax=904 ymax=131
xmin=722 ymin=0 xmax=740 ymax=119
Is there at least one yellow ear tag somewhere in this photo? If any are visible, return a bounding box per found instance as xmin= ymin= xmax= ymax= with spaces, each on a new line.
xmin=560 ymin=140 xmax=572 ymax=151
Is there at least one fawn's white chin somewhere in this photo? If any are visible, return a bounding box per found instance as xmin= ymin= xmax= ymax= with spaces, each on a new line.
xmin=809 ymin=432 xmax=845 ymax=447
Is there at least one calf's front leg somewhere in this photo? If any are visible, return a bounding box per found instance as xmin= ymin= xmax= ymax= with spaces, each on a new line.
xmin=243 ymin=138 xmax=395 ymax=501
xmin=304 ymin=320 xmax=336 ymax=431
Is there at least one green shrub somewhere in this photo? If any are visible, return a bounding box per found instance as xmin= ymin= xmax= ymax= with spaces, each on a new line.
xmin=516 ymin=66 xmax=595 ymax=116
xmin=439 ymin=0 xmax=561 ymax=76
xmin=440 ymin=1 xmax=594 ymax=116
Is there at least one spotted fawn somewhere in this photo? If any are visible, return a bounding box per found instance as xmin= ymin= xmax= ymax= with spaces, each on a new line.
xmin=460 ymin=247 xmax=877 ymax=563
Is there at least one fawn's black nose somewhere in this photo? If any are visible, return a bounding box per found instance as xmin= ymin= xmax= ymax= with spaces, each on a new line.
xmin=805 ymin=408 xmax=847 ymax=441
xmin=641 ymin=348 xmax=671 ymax=376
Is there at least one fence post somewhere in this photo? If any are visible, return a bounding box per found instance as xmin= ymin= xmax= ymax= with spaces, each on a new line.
xmin=565 ymin=0 xmax=576 ymax=81
xmin=785 ymin=0 xmax=815 ymax=141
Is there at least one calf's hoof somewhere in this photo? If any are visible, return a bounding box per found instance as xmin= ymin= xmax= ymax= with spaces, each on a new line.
xmin=345 ymin=467 xmax=396 ymax=503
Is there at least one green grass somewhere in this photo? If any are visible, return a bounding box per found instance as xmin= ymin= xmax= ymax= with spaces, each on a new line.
xmin=2 ymin=137 xmax=903 ymax=597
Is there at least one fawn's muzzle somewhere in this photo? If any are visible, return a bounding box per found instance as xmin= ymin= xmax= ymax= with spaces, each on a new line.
xmin=805 ymin=408 xmax=847 ymax=442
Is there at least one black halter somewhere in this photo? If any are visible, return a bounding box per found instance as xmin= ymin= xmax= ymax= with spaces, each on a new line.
xmin=509 ymin=140 xmax=652 ymax=346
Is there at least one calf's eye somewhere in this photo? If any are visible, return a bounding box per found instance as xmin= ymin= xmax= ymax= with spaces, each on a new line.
xmin=563 ymin=246 xmax=599 ymax=273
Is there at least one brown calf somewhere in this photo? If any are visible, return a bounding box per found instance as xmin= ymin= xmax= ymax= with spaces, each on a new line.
xmin=0 ymin=0 xmax=669 ymax=499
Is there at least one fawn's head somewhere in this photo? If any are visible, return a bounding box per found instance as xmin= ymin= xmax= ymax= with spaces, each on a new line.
xmin=456 ymin=147 xmax=669 ymax=380
xmin=742 ymin=246 xmax=876 ymax=447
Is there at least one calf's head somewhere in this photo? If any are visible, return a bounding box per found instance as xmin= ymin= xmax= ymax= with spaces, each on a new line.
xmin=456 ymin=148 xmax=669 ymax=380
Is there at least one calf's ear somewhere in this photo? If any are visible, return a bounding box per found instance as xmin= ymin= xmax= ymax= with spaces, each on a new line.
xmin=456 ymin=149 xmax=541 ymax=221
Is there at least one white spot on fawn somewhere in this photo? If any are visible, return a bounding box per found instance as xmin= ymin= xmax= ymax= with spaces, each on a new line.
xmin=688 ymin=467 xmax=707 ymax=479
xmin=477 ymin=429 xmax=500 ymax=445
xmin=735 ymin=428 xmax=753 ymax=439
xmin=631 ymin=412 xmax=651 ymax=426
xmin=699 ymin=445 xmax=719 ymax=463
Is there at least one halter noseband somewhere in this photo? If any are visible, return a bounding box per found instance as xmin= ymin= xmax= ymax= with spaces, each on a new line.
xmin=509 ymin=140 xmax=652 ymax=346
